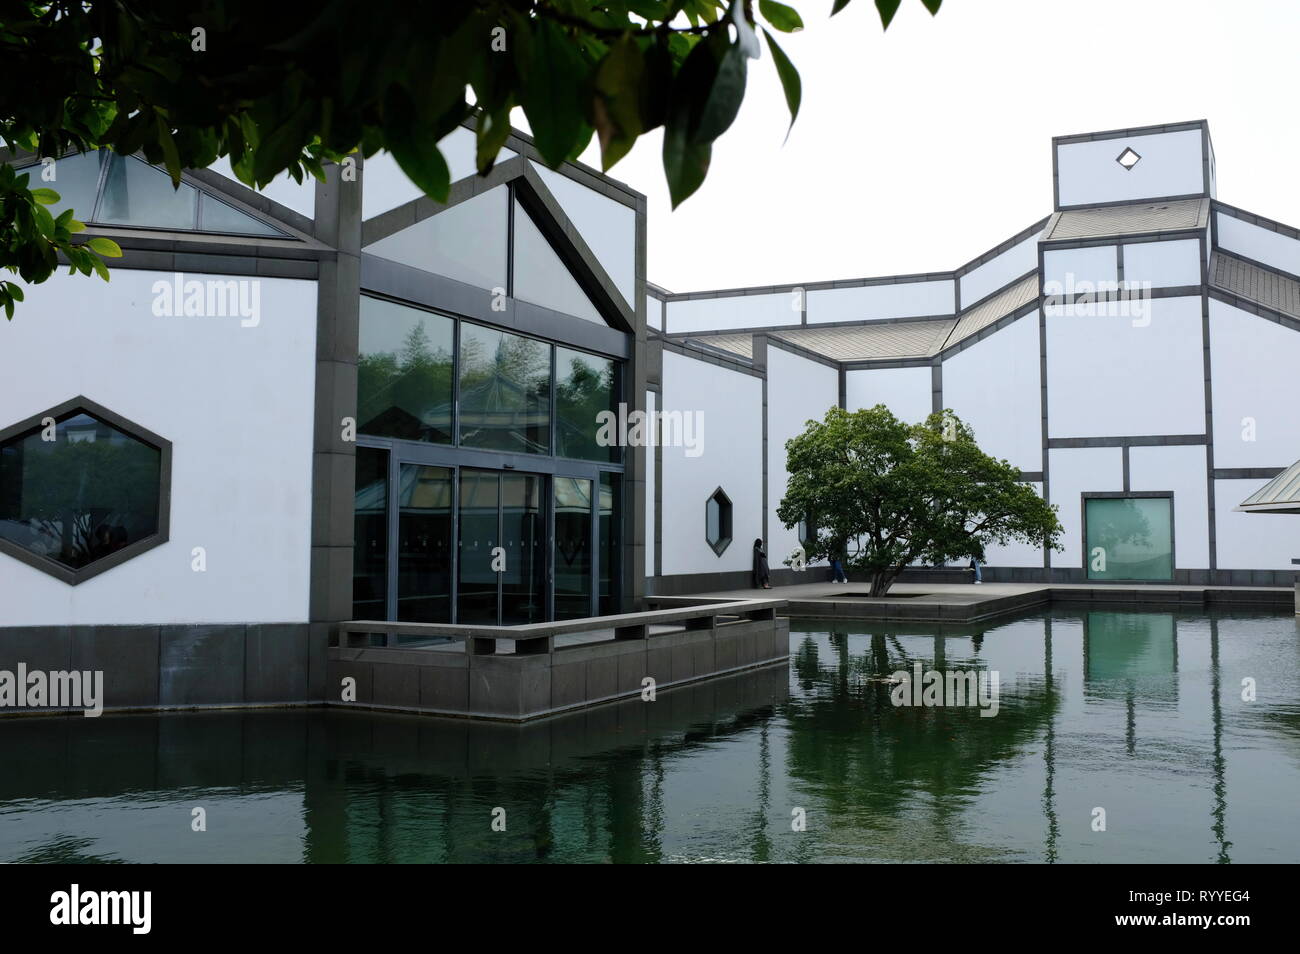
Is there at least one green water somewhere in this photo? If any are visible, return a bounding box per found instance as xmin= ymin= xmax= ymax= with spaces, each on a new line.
xmin=1 ymin=606 xmax=1297 ymax=863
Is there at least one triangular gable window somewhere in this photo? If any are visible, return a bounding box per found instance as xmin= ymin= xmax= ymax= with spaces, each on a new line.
xmin=14 ymin=151 xmax=287 ymax=236
xmin=511 ymin=198 xmax=607 ymax=326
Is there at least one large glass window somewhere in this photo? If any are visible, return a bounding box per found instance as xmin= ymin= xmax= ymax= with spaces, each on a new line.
xmin=352 ymin=447 xmax=389 ymax=619
xmin=598 ymin=472 xmax=619 ymax=615
xmin=98 ymin=152 xmax=198 ymax=230
xmin=358 ymin=297 xmax=455 ymax=443
xmin=555 ymin=346 xmax=616 ymax=462
xmin=554 ymin=476 xmax=593 ymax=619
xmin=397 ymin=464 xmax=453 ymax=622
xmin=367 ymin=186 xmax=508 ymax=292
xmin=512 ymin=198 xmax=606 ymax=325
xmin=458 ymin=323 xmax=551 ymax=454
xmin=1085 ymin=496 xmax=1173 ymax=581
xmin=457 ymin=469 xmax=500 ymax=624
xmin=17 ymin=151 xmax=103 ymax=221
xmin=501 ymin=474 xmax=545 ymax=624
xmin=0 ymin=411 xmax=162 ymax=572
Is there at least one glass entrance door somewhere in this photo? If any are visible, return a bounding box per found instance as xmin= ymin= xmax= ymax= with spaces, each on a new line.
xmin=554 ymin=476 xmax=593 ymax=619
xmin=457 ymin=468 xmax=547 ymax=625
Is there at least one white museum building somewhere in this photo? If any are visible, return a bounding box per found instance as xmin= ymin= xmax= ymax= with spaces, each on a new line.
xmin=0 ymin=119 xmax=1297 ymax=706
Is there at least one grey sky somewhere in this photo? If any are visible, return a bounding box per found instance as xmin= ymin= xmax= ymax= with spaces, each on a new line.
xmin=568 ymin=0 xmax=1300 ymax=294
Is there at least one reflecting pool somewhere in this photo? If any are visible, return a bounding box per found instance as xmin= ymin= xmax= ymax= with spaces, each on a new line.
xmin=1 ymin=606 xmax=1297 ymax=863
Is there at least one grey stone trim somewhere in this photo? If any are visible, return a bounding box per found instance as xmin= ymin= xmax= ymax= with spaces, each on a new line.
xmin=0 ymin=622 xmax=317 ymax=713
xmin=359 ymin=254 xmax=630 ymax=359
xmin=1047 ymin=434 xmax=1207 ymax=449
xmin=626 ymin=189 xmax=649 ymax=612
xmin=1037 ymin=243 xmax=1051 ymax=570
xmin=0 ymin=396 xmax=172 ymax=587
xmin=663 ymin=312 xmax=955 ymax=339
xmin=1046 ymin=285 xmax=1204 ymax=309
xmin=764 ymin=333 xmax=841 ymax=370
xmin=1019 ymin=471 xmax=1045 ymax=483
xmin=754 ymin=334 xmax=769 ymax=552
xmin=838 ymin=366 xmax=847 ymax=409
xmin=1200 ymin=234 xmax=1217 ymax=570
xmin=1055 ymin=192 xmax=1210 ymax=214
xmin=931 ymin=364 xmax=942 ymax=415
xmin=1122 ymin=445 xmax=1131 ymax=491
xmin=660 ymin=268 xmax=954 ymax=303
xmin=1040 ymin=228 xmax=1208 ymax=251
xmin=1207 ymin=287 xmax=1300 ymax=334
xmin=309 ymin=161 xmax=362 ymax=633
xmin=840 ymin=356 xmax=937 ymax=371
xmin=1214 ymin=467 xmax=1285 ymax=480
xmin=495 ymin=125 xmax=643 ymax=208
xmin=660 ymin=338 xmax=764 ymax=378
xmin=362 ymin=154 xmax=525 ymax=245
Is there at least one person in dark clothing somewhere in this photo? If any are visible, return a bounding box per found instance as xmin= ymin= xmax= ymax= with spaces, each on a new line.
xmin=968 ymin=540 xmax=986 ymax=584
xmin=828 ymin=536 xmax=848 ymax=583
xmin=752 ymin=538 xmax=771 ymax=589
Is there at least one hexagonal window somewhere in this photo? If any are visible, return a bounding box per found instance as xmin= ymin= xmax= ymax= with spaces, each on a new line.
xmin=0 ymin=397 xmax=171 ymax=584
xmin=705 ymin=486 xmax=732 ymax=556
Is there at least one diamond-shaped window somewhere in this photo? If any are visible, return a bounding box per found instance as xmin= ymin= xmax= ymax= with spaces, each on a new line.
xmin=705 ymin=486 xmax=732 ymax=556
xmin=1116 ymin=147 xmax=1142 ymax=171
xmin=0 ymin=397 xmax=171 ymax=584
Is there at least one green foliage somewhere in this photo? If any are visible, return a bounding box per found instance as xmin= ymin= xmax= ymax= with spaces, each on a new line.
xmin=0 ymin=1 xmax=943 ymax=317
xmin=777 ymin=405 xmax=1063 ymax=596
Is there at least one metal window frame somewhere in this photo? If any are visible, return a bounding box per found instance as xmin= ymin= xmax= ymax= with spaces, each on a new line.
xmin=0 ymin=395 xmax=172 ymax=586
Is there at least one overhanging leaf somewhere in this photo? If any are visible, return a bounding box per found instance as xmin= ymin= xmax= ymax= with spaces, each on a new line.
xmin=763 ymin=29 xmax=801 ymax=140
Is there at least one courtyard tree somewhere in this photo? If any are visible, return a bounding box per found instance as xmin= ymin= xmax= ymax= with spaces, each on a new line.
xmin=777 ymin=405 xmax=1063 ymax=597
xmin=0 ymin=0 xmax=943 ymax=318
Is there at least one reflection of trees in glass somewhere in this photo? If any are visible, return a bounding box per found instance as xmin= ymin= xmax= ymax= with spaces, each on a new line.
xmin=1087 ymin=498 xmax=1152 ymax=548
xmin=0 ymin=419 xmax=160 ymax=569
xmin=357 ymin=319 xmax=454 ymax=443
xmin=458 ymin=326 xmax=550 ymax=454
xmin=555 ymin=350 xmax=614 ymax=462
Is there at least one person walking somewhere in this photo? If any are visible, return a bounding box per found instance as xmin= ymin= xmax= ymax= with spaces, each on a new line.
xmin=829 ymin=537 xmax=848 ymax=583
xmin=968 ymin=541 xmax=985 ymax=584
xmin=752 ymin=538 xmax=771 ymax=589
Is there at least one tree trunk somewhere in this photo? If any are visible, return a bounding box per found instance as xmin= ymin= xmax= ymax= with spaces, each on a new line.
xmin=869 ymin=570 xmax=896 ymax=598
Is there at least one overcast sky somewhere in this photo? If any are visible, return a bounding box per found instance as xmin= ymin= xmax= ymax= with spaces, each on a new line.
xmin=566 ymin=0 xmax=1300 ymax=294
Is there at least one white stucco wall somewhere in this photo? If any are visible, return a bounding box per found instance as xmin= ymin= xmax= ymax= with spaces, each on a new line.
xmin=667 ymin=292 xmax=799 ymax=333
xmin=1122 ymin=238 xmax=1203 ymax=288
xmin=806 ymin=280 xmax=954 ymax=324
xmin=1047 ymin=447 xmax=1124 ymax=568
xmin=1128 ymin=444 xmax=1210 ymax=570
xmin=1214 ymin=479 xmax=1300 ymax=570
xmin=959 ymin=231 xmax=1041 ymax=307
xmin=844 ymin=366 xmax=932 ymax=425
xmin=1055 ymin=128 xmax=1206 ymax=207
xmin=765 ymin=346 xmax=839 ymax=571
xmin=1046 ymin=295 xmax=1205 ymax=439
xmin=941 ymin=313 xmax=1042 ymax=472
xmin=0 ymin=269 xmax=317 ymax=626
xmin=1209 ymin=300 xmax=1300 ymax=468
xmin=1215 ymin=213 xmax=1300 ymax=276
xmin=659 ymin=351 xmax=763 ymax=576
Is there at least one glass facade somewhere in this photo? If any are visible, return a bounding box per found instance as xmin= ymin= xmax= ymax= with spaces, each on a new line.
xmin=458 ymin=323 xmax=551 ymax=454
xmin=0 ymin=411 xmax=162 ymax=572
xmin=512 ymin=198 xmax=605 ymax=324
xmin=1085 ymin=496 xmax=1173 ymax=581
xmin=357 ymin=298 xmax=455 ymax=443
xmin=554 ymin=476 xmax=594 ymax=619
xmin=366 ymin=186 xmax=509 ymax=293
xmin=556 ymin=346 xmax=616 ymax=462
xmin=352 ymin=447 xmax=388 ymax=620
xmin=397 ymin=464 xmax=453 ymax=622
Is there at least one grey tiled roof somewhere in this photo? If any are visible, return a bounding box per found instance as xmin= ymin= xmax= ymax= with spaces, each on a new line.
xmin=775 ymin=319 xmax=955 ymax=360
xmin=1237 ymin=459 xmax=1300 ymax=513
xmin=1211 ymin=252 xmax=1300 ymax=319
xmin=688 ymin=334 xmax=753 ymax=358
xmin=1045 ymin=198 xmax=1208 ymax=241
xmin=944 ymin=274 xmax=1039 ymax=349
